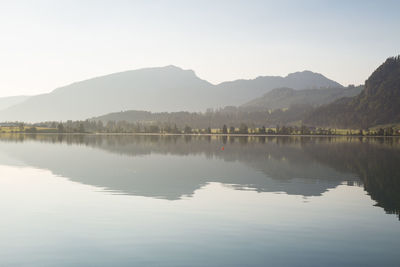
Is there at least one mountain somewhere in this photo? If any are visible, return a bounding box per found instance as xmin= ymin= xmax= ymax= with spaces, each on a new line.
xmin=241 ymin=85 xmax=363 ymax=111
xmin=0 ymin=134 xmax=360 ymax=199
xmin=216 ymin=70 xmax=342 ymax=105
xmin=0 ymin=95 xmax=30 ymax=111
xmin=305 ymin=56 xmax=400 ymax=128
xmin=0 ymin=66 xmax=342 ymax=122
xmin=2 ymin=134 xmax=399 ymax=219
xmin=0 ymin=66 xmax=214 ymax=122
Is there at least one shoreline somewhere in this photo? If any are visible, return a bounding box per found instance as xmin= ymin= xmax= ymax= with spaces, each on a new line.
xmin=0 ymin=132 xmax=399 ymax=138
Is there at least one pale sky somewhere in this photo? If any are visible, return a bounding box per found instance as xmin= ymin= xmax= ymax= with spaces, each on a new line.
xmin=0 ymin=0 xmax=399 ymax=97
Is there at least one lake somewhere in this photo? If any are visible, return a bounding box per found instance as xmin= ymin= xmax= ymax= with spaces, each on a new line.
xmin=0 ymin=134 xmax=399 ymax=266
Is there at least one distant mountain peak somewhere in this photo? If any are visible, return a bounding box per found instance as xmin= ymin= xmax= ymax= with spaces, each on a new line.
xmin=134 ymin=65 xmax=199 ymax=79
xmin=162 ymin=64 xmax=184 ymax=70
xmin=284 ymin=70 xmax=342 ymax=88
xmin=286 ymin=70 xmax=320 ymax=77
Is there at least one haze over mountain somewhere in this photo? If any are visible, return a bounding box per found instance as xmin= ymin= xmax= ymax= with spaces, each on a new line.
xmin=0 ymin=95 xmax=30 ymax=111
xmin=305 ymin=56 xmax=400 ymax=128
xmin=218 ymin=71 xmax=342 ymax=105
xmin=0 ymin=66 xmax=341 ymax=122
xmin=241 ymin=85 xmax=363 ymax=111
xmin=92 ymin=86 xmax=362 ymax=129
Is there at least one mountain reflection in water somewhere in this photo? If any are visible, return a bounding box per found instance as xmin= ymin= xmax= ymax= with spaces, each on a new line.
xmin=0 ymin=134 xmax=399 ymax=219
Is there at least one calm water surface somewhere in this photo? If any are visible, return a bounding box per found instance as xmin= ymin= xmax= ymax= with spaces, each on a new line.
xmin=0 ymin=135 xmax=399 ymax=266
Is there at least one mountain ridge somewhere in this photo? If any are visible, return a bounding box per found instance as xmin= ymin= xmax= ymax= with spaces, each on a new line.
xmin=0 ymin=66 xmax=342 ymax=122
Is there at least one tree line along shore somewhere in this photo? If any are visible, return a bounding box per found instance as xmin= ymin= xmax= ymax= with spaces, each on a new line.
xmin=0 ymin=121 xmax=399 ymax=136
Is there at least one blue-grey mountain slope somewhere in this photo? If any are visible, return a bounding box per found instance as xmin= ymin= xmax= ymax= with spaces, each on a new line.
xmin=0 ymin=66 xmax=342 ymax=122
xmin=0 ymin=95 xmax=30 ymax=111
xmin=217 ymin=70 xmax=342 ymax=105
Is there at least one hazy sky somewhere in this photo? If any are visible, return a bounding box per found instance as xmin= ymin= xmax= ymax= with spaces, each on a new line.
xmin=0 ymin=0 xmax=399 ymax=97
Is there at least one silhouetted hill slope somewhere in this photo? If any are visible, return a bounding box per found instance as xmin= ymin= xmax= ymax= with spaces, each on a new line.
xmin=241 ymin=85 xmax=362 ymax=111
xmin=92 ymin=104 xmax=316 ymax=129
xmin=93 ymin=85 xmax=359 ymax=128
xmin=305 ymin=56 xmax=400 ymax=128
xmin=0 ymin=66 xmax=342 ymax=122
xmin=93 ymin=109 xmax=269 ymax=128
xmin=0 ymin=95 xmax=30 ymax=111
xmin=0 ymin=66 xmax=214 ymax=122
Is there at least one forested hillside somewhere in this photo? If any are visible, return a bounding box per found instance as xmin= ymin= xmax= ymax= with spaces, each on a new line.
xmin=305 ymin=56 xmax=400 ymax=128
xmin=241 ymin=86 xmax=362 ymax=111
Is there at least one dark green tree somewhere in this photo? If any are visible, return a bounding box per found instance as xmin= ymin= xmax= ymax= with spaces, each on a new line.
xmin=18 ymin=123 xmax=24 ymax=132
xmin=173 ymin=124 xmax=180 ymax=134
xmin=385 ymin=127 xmax=394 ymax=136
xmin=222 ymin=124 xmax=228 ymax=134
xmin=79 ymin=123 xmax=85 ymax=133
xmin=184 ymin=125 xmax=192 ymax=134
xmin=57 ymin=123 xmax=65 ymax=133
xmin=238 ymin=123 xmax=248 ymax=134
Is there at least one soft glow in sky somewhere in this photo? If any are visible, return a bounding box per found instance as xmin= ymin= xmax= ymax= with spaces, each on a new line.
xmin=0 ymin=0 xmax=399 ymax=97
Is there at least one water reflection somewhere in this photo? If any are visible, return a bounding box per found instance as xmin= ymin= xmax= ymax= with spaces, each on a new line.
xmin=0 ymin=134 xmax=399 ymax=219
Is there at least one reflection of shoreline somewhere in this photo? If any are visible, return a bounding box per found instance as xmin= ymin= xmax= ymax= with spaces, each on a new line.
xmin=0 ymin=134 xmax=398 ymax=219
xmin=0 ymin=134 xmax=357 ymax=198
xmin=1 ymin=133 xmax=399 ymax=153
